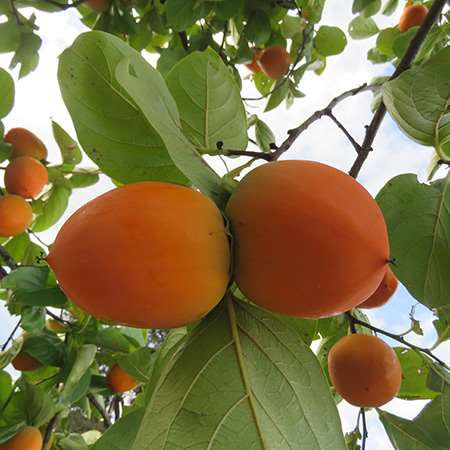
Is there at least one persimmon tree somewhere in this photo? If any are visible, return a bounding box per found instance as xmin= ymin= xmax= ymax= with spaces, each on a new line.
xmin=0 ymin=1 xmax=449 ymax=449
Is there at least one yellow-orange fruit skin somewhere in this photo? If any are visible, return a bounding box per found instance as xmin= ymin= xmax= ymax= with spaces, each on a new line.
xmin=258 ymin=46 xmax=291 ymax=79
xmin=328 ymin=334 xmax=402 ymax=407
xmin=360 ymin=266 xmax=398 ymax=309
xmin=0 ymin=195 xmax=32 ymax=237
xmin=245 ymin=49 xmax=263 ymax=73
xmin=86 ymin=0 xmax=111 ymax=12
xmin=0 ymin=426 xmax=43 ymax=450
xmin=226 ymin=160 xmax=389 ymax=318
xmin=4 ymin=128 xmax=47 ymax=161
xmin=47 ymin=182 xmax=230 ymax=329
xmin=11 ymin=351 xmax=42 ymax=372
xmin=46 ymin=319 xmax=66 ymax=333
xmin=399 ymin=4 xmax=428 ymax=32
xmin=107 ymin=365 xmax=139 ymax=393
xmin=5 ymin=156 xmax=48 ymax=199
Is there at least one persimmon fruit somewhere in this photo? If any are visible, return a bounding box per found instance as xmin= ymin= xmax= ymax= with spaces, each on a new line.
xmin=47 ymin=182 xmax=230 ymax=329
xmin=328 ymin=334 xmax=402 ymax=407
xmin=5 ymin=156 xmax=48 ymax=199
xmin=11 ymin=351 xmax=42 ymax=371
xmin=245 ymin=48 xmax=263 ymax=73
xmin=225 ymin=160 xmax=389 ymax=318
xmin=0 ymin=426 xmax=43 ymax=450
xmin=258 ymin=46 xmax=291 ymax=79
xmin=399 ymin=4 xmax=428 ymax=32
xmin=359 ymin=266 xmax=398 ymax=309
xmin=0 ymin=195 xmax=32 ymax=237
xmin=86 ymin=0 xmax=111 ymax=12
xmin=4 ymin=128 xmax=47 ymax=161
xmin=107 ymin=365 xmax=139 ymax=393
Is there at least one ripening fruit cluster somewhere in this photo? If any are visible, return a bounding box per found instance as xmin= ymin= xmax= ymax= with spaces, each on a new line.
xmin=0 ymin=128 xmax=49 ymax=237
xmin=47 ymin=159 xmax=401 ymax=407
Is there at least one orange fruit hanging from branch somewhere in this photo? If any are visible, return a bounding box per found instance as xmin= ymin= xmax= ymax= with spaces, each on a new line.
xmin=0 ymin=195 xmax=32 ymax=237
xmin=107 ymin=365 xmax=139 ymax=393
xmin=257 ymin=46 xmax=291 ymax=79
xmin=0 ymin=426 xmax=43 ymax=450
xmin=359 ymin=266 xmax=398 ymax=309
xmin=5 ymin=156 xmax=48 ymax=199
xmin=47 ymin=182 xmax=230 ymax=329
xmin=4 ymin=127 xmax=48 ymax=161
xmin=399 ymin=4 xmax=428 ymax=32
xmin=226 ymin=160 xmax=389 ymax=318
xmin=11 ymin=351 xmax=42 ymax=371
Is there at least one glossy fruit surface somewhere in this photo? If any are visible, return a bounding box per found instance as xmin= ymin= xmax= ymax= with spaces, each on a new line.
xmin=245 ymin=48 xmax=263 ymax=73
xmin=0 ymin=195 xmax=32 ymax=237
xmin=4 ymin=128 xmax=47 ymax=160
xmin=360 ymin=266 xmax=398 ymax=309
xmin=328 ymin=334 xmax=402 ymax=407
xmin=258 ymin=46 xmax=291 ymax=79
xmin=226 ymin=160 xmax=389 ymax=318
xmin=399 ymin=4 xmax=428 ymax=32
xmin=47 ymin=182 xmax=230 ymax=329
xmin=107 ymin=365 xmax=139 ymax=393
xmin=11 ymin=351 xmax=42 ymax=371
xmin=0 ymin=426 xmax=43 ymax=450
xmin=5 ymin=156 xmax=48 ymax=199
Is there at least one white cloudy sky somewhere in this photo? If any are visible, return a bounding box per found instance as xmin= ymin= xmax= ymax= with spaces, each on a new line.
xmin=0 ymin=2 xmax=449 ymax=449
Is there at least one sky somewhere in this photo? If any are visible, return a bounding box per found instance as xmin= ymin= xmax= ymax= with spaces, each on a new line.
xmin=0 ymin=2 xmax=449 ymax=449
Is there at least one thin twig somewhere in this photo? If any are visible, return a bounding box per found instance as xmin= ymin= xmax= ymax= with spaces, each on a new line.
xmin=42 ymin=414 xmax=59 ymax=450
xmin=223 ymin=150 xmax=273 ymax=161
xmin=326 ymin=111 xmax=361 ymax=154
xmin=0 ymin=245 xmax=18 ymax=270
xmin=349 ymin=0 xmax=448 ymax=178
xmin=360 ymin=408 xmax=368 ymax=450
xmin=88 ymin=393 xmax=112 ymax=428
xmin=41 ymin=0 xmax=87 ymax=10
xmin=271 ymin=83 xmax=373 ymax=160
xmin=347 ymin=312 xmax=449 ymax=369
xmin=179 ymin=32 xmax=189 ymax=52
xmin=1 ymin=319 xmax=21 ymax=351
xmin=46 ymin=309 xmax=71 ymax=325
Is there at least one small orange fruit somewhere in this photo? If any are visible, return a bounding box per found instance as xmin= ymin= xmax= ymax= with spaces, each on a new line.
xmin=0 ymin=426 xmax=43 ymax=450
xmin=107 ymin=365 xmax=139 ymax=393
xmin=0 ymin=195 xmax=32 ymax=237
xmin=399 ymin=4 xmax=428 ymax=32
xmin=245 ymin=48 xmax=263 ymax=73
xmin=47 ymin=182 xmax=230 ymax=329
xmin=258 ymin=46 xmax=291 ymax=79
xmin=5 ymin=156 xmax=48 ymax=199
xmin=11 ymin=351 xmax=42 ymax=372
xmin=359 ymin=266 xmax=398 ymax=309
xmin=4 ymin=128 xmax=47 ymax=161
xmin=328 ymin=334 xmax=402 ymax=407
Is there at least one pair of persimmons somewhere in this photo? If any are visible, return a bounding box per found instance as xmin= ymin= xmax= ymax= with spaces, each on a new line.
xmin=0 ymin=128 xmax=48 ymax=237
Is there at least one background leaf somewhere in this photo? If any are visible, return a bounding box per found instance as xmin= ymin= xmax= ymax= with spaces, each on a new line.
xmin=0 ymin=67 xmax=14 ymax=118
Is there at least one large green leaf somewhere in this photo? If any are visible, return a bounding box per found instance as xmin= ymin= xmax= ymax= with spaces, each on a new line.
xmin=52 ymin=120 xmax=82 ymax=166
xmin=383 ymin=47 xmax=450 ymax=159
xmin=165 ymin=49 xmax=247 ymax=154
xmin=133 ymin=298 xmax=346 ymax=450
xmin=32 ymin=186 xmax=71 ymax=233
xmin=115 ymin=55 xmax=226 ymax=206
xmin=376 ymin=173 xmax=450 ymax=309
xmin=0 ymin=68 xmax=14 ymax=118
xmin=58 ymin=31 xmax=187 ymax=185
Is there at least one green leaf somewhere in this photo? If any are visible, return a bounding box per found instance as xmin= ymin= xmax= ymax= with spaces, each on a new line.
xmin=157 ymin=48 xmax=186 ymax=78
xmin=302 ymin=0 xmax=326 ymax=24
xmin=52 ymin=120 xmax=82 ymax=166
xmin=432 ymin=306 xmax=450 ymax=348
xmin=165 ymin=48 xmax=248 ymax=153
xmin=133 ymin=298 xmax=346 ymax=450
xmin=23 ymin=383 xmax=56 ymax=428
xmin=382 ymin=0 xmax=399 ymax=15
xmin=246 ymin=10 xmax=271 ymax=46
xmin=395 ymin=348 xmax=438 ymax=400
xmin=0 ymin=371 xmax=12 ymax=411
xmin=253 ymin=71 xmax=275 ymax=96
xmin=315 ymin=26 xmax=347 ymax=56
xmin=92 ymin=409 xmax=144 ymax=450
xmin=392 ymin=27 xmax=416 ymax=59
xmin=117 ymin=348 xmax=156 ymax=383
xmin=348 ymin=15 xmax=379 ymax=40
xmin=69 ymin=172 xmax=100 ymax=188
xmin=21 ymin=306 xmax=45 ymax=332
xmin=115 ymin=52 xmax=226 ymax=206
xmin=61 ymin=345 xmax=97 ymax=405
xmin=32 ymin=187 xmax=71 ymax=232
xmin=23 ymin=332 xmax=65 ymax=367
xmin=0 ymin=337 xmax=22 ymax=371
xmin=383 ymin=47 xmax=450 ymax=159
xmin=264 ymin=79 xmax=289 ymax=112
xmin=93 ymin=328 xmax=132 ymax=353
xmin=59 ymin=433 xmax=89 ymax=450
xmin=376 ymin=173 xmax=450 ymax=309
xmin=2 ymin=266 xmax=48 ymax=291
xmin=166 ymin=0 xmax=212 ymax=31
xmin=255 ymin=119 xmax=275 ymax=152
xmin=0 ymin=20 xmax=20 ymax=53
xmin=0 ymin=67 xmax=14 ymax=118
xmin=376 ymin=27 xmax=401 ymax=56
xmin=9 ymin=31 xmax=42 ymax=78
xmin=280 ymin=15 xmax=302 ymax=39
xmin=58 ymin=31 xmax=187 ymax=186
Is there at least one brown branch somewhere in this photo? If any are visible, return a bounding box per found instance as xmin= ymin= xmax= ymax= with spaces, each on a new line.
xmin=1 ymin=319 xmax=21 ymax=351
xmin=0 ymin=245 xmax=18 ymax=270
xmin=360 ymin=408 xmax=368 ymax=450
xmin=349 ymin=0 xmax=448 ymax=178
xmin=326 ymin=111 xmax=362 ymax=154
xmin=346 ymin=312 xmax=449 ymax=369
xmin=271 ymin=83 xmax=373 ymax=160
xmin=41 ymin=0 xmax=87 ymax=9
xmin=223 ymin=150 xmax=273 ymax=161
xmin=88 ymin=393 xmax=112 ymax=428
xmin=42 ymin=414 xmax=59 ymax=450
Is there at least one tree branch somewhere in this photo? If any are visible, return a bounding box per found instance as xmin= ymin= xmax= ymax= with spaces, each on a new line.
xmin=346 ymin=312 xmax=449 ymax=369
xmin=42 ymin=414 xmax=59 ymax=450
xmin=41 ymin=0 xmax=87 ymax=10
xmin=271 ymin=83 xmax=372 ymax=160
xmin=360 ymin=408 xmax=368 ymax=450
xmin=88 ymin=393 xmax=112 ymax=428
xmin=178 ymin=32 xmax=189 ymax=52
xmin=1 ymin=319 xmax=21 ymax=352
xmin=223 ymin=150 xmax=273 ymax=161
xmin=348 ymin=0 xmax=447 ymax=178
xmin=326 ymin=111 xmax=361 ymax=154
xmin=0 ymin=245 xmax=18 ymax=271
